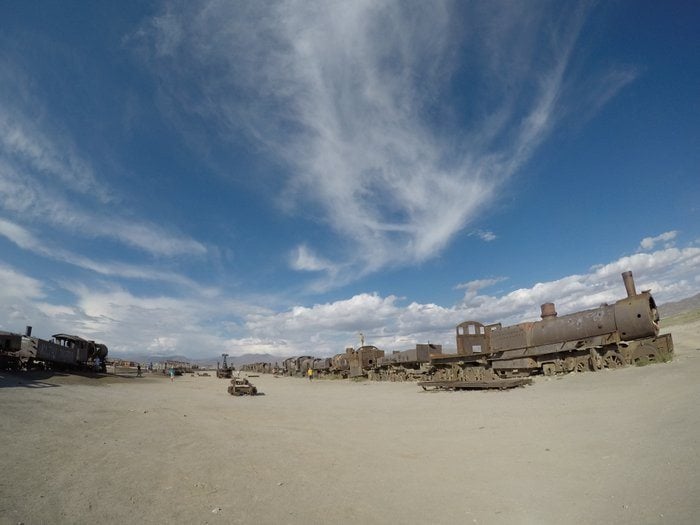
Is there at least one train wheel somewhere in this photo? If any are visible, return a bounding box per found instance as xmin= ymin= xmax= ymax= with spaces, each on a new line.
xmin=564 ymin=357 xmax=576 ymax=373
xmin=575 ymin=358 xmax=588 ymax=373
xmin=542 ymin=363 xmax=556 ymax=376
xmin=631 ymin=341 xmax=663 ymax=364
xmin=590 ymin=352 xmax=603 ymax=371
xmin=603 ymin=352 xmax=625 ymax=369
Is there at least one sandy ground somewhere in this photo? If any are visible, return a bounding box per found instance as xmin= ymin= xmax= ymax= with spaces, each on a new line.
xmin=1 ymin=321 xmax=699 ymax=525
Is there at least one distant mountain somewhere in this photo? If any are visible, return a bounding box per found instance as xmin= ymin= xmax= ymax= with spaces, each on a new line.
xmin=109 ymin=351 xmax=285 ymax=368
xmin=659 ymin=292 xmax=700 ymax=318
xmin=109 ymin=353 xmax=203 ymax=365
xmin=228 ymin=353 xmax=285 ymax=367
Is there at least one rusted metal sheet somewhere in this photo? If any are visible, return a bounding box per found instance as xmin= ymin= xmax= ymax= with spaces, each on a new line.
xmin=418 ymin=378 xmax=532 ymax=390
xmin=228 ymin=377 xmax=258 ymax=396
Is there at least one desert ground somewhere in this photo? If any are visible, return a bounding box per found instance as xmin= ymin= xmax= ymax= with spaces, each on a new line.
xmin=1 ymin=318 xmax=699 ymax=525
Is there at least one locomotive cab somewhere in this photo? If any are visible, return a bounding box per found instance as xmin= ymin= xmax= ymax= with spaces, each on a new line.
xmin=455 ymin=321 xmax=499 ymax=356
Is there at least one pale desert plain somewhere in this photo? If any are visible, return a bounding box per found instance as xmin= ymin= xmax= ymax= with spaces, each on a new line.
xmin=1 ymin=317 xmax=699 ymax=525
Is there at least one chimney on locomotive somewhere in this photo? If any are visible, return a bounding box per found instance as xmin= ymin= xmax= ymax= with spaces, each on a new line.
xmin=25 ymin=325 xmax=32 ymax=337
xmin=540 ymin=302 xmax=558 ymax=320
xmin=622 ymin=270 xmax=637 ymax=298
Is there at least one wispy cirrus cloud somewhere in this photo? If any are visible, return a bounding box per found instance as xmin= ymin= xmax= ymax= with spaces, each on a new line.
xmin=0 ymin=158 xmax=206 ymax=257
xmin=136 ymin=1 xmax=634 ymax=285
xmin=0 ymin=217 xmax=203 ymax=287
xmin=0 ymin=60 xmax=207 ymax=258
xmin=0 ymin=58 xmax=112 ymax=203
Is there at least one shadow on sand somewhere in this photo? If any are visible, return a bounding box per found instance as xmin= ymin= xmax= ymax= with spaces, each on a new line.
xmin=0 ymin=370 xmax=143 ymax=389
xmin=0 ymin=370 xmax=65 ymax=389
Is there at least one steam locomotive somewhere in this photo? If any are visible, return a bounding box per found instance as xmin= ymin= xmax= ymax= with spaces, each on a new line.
xmin=421 ymin=271 xmax=673 ymax=388
xmin=241 ymin=271 xmax=673 ymax=389
xmin=0 ymin=326 xmax=108 ymax=372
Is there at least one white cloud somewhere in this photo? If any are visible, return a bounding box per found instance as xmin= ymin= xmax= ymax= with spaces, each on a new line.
xmin=640 ymin=231 xmax=678 ymax=251
xmin=0 ymin=263 xmax=45 ymax=302
xmin=0 ymin=217 xmax=203 ymax=286
xmin=290 ymin=244 xmax=337 ymax=273
xmin=0 ymin=102 xmax=112 ymax=204
xmin=138 ymin=1 xmax=631 ymax=284
xmin=469 ymin=230 xmax=497 ymax=242
xmin=456 ymin=276 xmax=507 ymax=303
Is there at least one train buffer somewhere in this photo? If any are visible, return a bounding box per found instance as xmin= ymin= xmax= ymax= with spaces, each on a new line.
xmin=418 ymin=378 xmax=532 ymax=391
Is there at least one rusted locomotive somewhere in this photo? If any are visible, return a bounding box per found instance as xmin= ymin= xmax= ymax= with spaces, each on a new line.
xmin=369 ymin=343 xmax=442 ymax=382
xmin=216 ymin=353 xmax=235 ymax=378
xmin=422 ymin=271 xmax=673 ymax=389
xmin=0 ymin=326 xmax=108 ymax=372
xmin=275 ymin=346 xmax=385 ymax=379
xmin=239 ymin=362 xmax=276 ymax=374
xmin=228 ymin=376 xmax=258 ymax=396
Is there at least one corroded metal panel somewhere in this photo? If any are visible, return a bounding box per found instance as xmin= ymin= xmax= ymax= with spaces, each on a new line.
xmin=529 ymin=306 xmax=617 ymax=347
xmin=490 ymin=323 xmax=530 ymax=352
xmin=613 ymin=292 xmax=659 ymax=340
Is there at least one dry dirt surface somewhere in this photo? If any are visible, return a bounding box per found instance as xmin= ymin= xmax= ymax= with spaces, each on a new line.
xmin=1 ymin=321 xmax=699 ymax=525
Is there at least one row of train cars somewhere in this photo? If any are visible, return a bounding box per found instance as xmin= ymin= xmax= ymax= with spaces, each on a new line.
xmin=0 ymin=271 xmax=674 ymax=389
xmin=240 ymin=272 xmax=674 ymax=390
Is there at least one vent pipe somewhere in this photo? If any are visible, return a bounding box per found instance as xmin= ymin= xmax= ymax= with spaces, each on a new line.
xmin=25 ymin=326 xmax=32 ymax=337
xmin=622 ymin=271 xmax=637 ymax=298
xmin=540 ymin=303 xmax=558 ymax=319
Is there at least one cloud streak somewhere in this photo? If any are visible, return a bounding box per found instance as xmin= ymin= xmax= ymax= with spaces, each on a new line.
xmin=640 ymin=230 xmax=678 ymax=251
xmin=0 ymin=62 xmax=207 ymax=258
xmin=0 ymin=217 xmax=204 ymax=287
xmin=137 ymin=1 xmax=634 ymax=287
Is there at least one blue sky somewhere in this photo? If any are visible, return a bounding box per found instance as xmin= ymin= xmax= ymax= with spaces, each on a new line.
xmin=1 ymin=1 xmax=698 ymax=359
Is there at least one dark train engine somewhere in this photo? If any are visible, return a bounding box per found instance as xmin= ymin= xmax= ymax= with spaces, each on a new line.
xmin=0 ymin=326 xmax=108 ymax=372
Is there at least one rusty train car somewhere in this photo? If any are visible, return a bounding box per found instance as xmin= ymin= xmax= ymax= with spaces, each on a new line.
xmin=369 ymin=343 xmax=443 ymax=382
xmin=239 ymin=362 xmax=276 ymax=374
xmin=0 ymin=326 xmax=108 ymax=372
xmin=259 ymin=346 xmax=387 ymax=379
xmin=423 ymin=271 xmax=673 ymax=389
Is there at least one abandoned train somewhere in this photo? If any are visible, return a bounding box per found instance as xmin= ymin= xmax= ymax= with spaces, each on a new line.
xmin=0 ymin=326 xmax=108 ymax=372
xmin=426 ymin=270 xmax=672 ymax=386
xmin=241 ymin=271 xmax=673 ymax=386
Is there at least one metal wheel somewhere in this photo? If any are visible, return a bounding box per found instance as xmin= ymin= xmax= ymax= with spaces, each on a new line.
xmin=590 ymin=352 xmax=603 ymax=371
xmin=564 ymin=357 xmax=576 ymax=372
xmin=575 ymin=359 xmax=588 ymax=373
xmin=603 ymin=352 xmax=625 ymax=369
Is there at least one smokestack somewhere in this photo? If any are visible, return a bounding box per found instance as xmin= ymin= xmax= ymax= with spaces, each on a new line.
xmin=622 ymin=271 xmax=637 ymax=298
xmin=25 ymin=326 xmax=32 ymax=337
xmin=540 ymin=303 xmax=558 ymax=319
